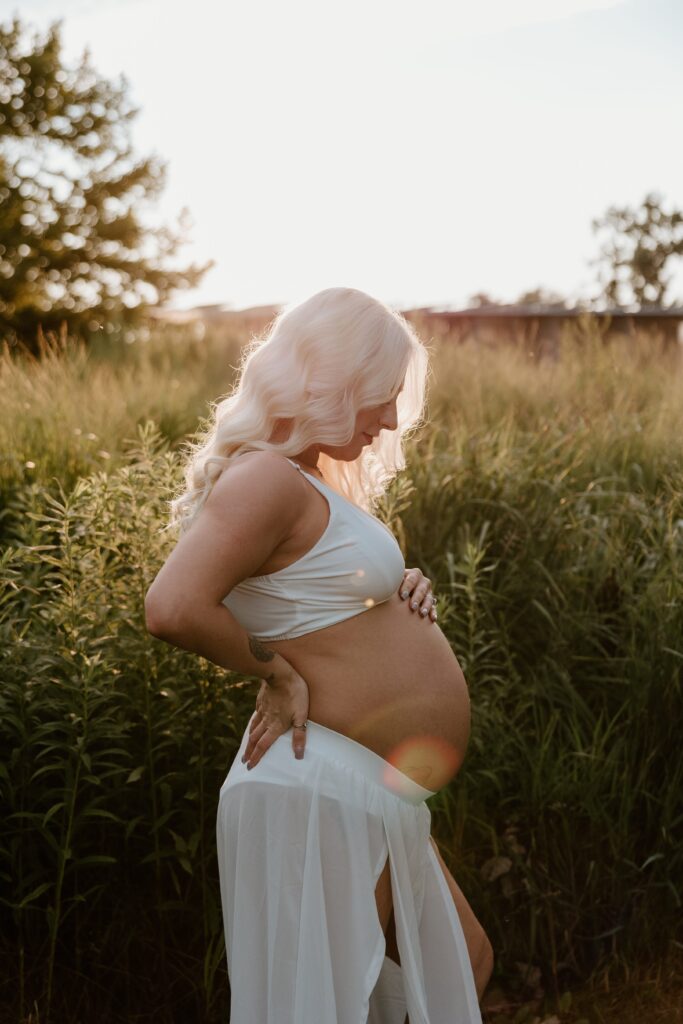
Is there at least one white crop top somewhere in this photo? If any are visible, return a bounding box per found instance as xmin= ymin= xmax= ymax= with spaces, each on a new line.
xmin=221 ymin=457 xmax=406 ymax=640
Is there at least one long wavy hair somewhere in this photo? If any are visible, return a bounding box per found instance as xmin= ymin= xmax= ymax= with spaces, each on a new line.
xmin=168 ymin=286 xmax=430 ymax=534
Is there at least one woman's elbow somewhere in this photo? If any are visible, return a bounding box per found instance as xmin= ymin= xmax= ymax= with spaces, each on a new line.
xmin=144 ymin=592 xmax=181 ymax=639
xmin=144 ymin=608 xmax=169 ymax=639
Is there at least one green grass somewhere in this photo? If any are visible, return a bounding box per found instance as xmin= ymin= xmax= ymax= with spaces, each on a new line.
xmin=0 ymin=323 xmax=244 ymax=543
xmin=1 ymin=320 xmax=681 ymax=1022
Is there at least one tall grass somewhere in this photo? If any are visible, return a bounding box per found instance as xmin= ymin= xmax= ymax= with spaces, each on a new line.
xmin=0 ymin=324 xmax=244 ymax=546
xmin=1 ymin=321 xmax=681 ymax=1021
xmin=1 ymin=424 xmax=249 ymax=1023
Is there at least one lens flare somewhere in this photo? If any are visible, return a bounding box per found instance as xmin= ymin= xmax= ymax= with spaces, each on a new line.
xmin=383 ymin=733 xmax=463 ymax=791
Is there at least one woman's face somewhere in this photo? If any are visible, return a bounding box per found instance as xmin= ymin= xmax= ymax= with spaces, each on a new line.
xmin=322 ymin=379 xmax=405 ymax=461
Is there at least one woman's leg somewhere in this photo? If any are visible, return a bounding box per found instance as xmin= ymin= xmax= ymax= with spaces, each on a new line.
xmin=374 ymin=857 xmax=400 ymax=962
xmin=428 ymin=837 xmax=494 ymax=1000
xmin=373 ymin=838 xmax=494 ymax=1001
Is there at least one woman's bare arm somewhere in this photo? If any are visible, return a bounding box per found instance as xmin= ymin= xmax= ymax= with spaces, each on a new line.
xmin=144 ymin=451 xmax=305 ymax=682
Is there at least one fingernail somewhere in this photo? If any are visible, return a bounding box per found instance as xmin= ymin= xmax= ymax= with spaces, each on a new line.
xmin=410 ymin=601 xmax=417 ymax=609
xmin=241 ymin=756 xmax=246 ymax=763
xmin=246 ymin=763 xmax=253 ymax=770
xmin=400 ymin=590 xmax=409 ymax=599
xmin=295 ymin=752 xmax=303 ymax=760
xmin=420 ymin=607 xmax=428 ymax=616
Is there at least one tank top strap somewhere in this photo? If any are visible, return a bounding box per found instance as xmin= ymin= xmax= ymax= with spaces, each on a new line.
xmin=283 ymin=457 xmax=326 ymax=486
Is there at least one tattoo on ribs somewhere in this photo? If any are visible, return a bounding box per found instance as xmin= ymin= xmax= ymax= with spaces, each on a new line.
xmin=248 ymin=635 xmax=275 ymax=663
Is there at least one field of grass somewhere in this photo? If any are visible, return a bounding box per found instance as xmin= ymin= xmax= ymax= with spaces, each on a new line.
xmin=1 ymin=319 xmax=682 ymax=1023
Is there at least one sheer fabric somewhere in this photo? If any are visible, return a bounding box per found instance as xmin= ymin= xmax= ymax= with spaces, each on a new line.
xmin=216 ymin=716 xmax=482 ymax=1023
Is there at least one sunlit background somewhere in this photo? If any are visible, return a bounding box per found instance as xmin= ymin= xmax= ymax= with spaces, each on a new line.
xmin=15 ymin=0 xmax=683 ymax=311
xmin=16 ymin=0 xmax=683 ymax=312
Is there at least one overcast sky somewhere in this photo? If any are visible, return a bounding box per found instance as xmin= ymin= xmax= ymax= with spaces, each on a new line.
xmin=14 ymin=0 xmax=683 ymax=311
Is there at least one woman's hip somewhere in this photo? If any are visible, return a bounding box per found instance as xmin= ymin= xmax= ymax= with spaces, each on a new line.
xmin=219 ymin=713 xmax=439 ymax=810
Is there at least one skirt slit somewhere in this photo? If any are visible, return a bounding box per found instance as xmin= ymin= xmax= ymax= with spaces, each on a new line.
xmin=216 ymin=715 xmax=482 ymax=1023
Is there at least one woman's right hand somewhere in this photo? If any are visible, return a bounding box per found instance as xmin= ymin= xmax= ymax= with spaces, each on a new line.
xmin=241 ymin=656 xmax=310 ymax=770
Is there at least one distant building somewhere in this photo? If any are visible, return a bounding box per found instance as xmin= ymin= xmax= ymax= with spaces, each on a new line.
xmin=149 ymin=301 xmax=683 ymax=356
xmin=402 ymin=303 xmax=683 ymax=356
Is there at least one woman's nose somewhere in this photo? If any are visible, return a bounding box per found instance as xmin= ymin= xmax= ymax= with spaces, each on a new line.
xmin=379 ymin=405 xmax=398 ymax=431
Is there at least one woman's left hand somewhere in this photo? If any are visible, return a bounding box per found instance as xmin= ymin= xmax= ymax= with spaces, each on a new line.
xmin=399 ymin=568 xmax=438 ymax=621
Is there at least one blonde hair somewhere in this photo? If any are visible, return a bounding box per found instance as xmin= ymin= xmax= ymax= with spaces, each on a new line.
xmin=168 ymin=286 xmax=430 ymax=534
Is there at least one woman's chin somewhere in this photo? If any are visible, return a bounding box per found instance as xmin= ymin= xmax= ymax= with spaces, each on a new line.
xmin=324 ymin=436 xmax=370 ymax=460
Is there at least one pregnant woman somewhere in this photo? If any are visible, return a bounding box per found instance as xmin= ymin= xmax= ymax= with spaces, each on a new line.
xmin=145 ymin=287 xmax=493 ymax=1023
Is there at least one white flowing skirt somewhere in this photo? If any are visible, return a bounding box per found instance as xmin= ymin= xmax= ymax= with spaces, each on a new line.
xmin=216 ymin=715 xmax=482 ymax=1024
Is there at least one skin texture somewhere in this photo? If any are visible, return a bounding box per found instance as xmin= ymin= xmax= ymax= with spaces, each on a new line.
xmin=247 ymin=636 xmax=276 ymax=662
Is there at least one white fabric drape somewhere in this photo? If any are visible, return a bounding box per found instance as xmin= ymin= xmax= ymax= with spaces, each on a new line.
xmin=216 ymin=717 xmax=482 ymax=1023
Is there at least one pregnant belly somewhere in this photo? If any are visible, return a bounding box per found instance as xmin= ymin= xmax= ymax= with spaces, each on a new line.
xmin=267 ymin=592 xmax=471 ymax=792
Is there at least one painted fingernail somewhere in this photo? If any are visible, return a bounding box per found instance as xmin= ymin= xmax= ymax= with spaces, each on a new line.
xmin=401 ymin=590 xmax=409 ymax=599
xmin=411 ymin=601 xmax=417 ymax=609
xmin=420 ymin=607 xmax=428 ymax=616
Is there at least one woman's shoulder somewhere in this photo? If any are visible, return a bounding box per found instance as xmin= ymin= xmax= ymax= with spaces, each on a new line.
xmin=208 ymin=450 xmax=304 ymax=510
xmin=228 ymin=449 xmax=300 ymax=478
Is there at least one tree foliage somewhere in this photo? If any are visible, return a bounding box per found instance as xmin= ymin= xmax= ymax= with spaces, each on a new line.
xmin=0 ymin=17 xmax=212 ymax=349
xmin=514 ymin=287 xmax=569 ymax=309
xmin=466 ymin=291 xmax=504 ymax=308
xmin=590 ymin=190 xmax=683 ymax=309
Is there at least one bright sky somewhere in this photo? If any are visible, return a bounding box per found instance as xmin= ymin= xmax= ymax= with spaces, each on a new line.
xmin=15 ymin=0 xmax=683 ymax=311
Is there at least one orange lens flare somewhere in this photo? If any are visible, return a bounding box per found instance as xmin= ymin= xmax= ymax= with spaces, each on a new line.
xmin=383 ymin=734 xmax=462 ymax=790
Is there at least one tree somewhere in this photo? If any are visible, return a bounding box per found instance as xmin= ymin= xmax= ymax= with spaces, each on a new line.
xmin=466 ymin=291 xmax=503 ymax=308
xmin=514 ymin=287 xmax=569 ymax=309
xmin=0 ymin=16 xmax=213 ymax=349
xmin=589 ymin=190 xmax=683 ymax=309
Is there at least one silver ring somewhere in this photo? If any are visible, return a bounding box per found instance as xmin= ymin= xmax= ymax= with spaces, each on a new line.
xmin=292 ymin=722 xmax=308 ymax=730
